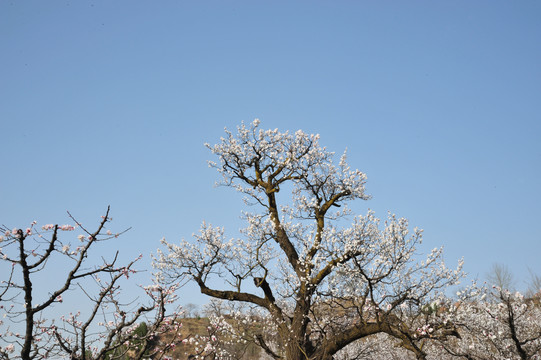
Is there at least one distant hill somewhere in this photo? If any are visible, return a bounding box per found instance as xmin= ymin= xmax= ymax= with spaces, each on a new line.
xmin=159 ymin=317 xmax=265 ymax=360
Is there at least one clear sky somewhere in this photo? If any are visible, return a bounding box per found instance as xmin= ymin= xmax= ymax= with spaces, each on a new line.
xmin=1 ymin=1 xmax=540 ymax=307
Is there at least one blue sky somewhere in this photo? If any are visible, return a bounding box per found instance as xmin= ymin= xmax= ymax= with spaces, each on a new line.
xmin=1 ymin=1 xmax=540 ymax=307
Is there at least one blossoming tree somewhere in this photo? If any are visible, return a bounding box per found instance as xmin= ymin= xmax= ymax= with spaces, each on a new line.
xmin=0 ymin=208 xmax=183 ymax=360
xmin=433 ymin=285 xmax=541 ymax=360
xmin=155 ymin=120 xmax=464 ymax=360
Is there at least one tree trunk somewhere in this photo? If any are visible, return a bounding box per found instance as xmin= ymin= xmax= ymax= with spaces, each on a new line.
xmin=19 ymin=231 xmax=34 ymax=360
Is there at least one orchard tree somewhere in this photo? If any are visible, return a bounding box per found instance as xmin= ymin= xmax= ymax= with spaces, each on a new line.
xmin=155 ymin=120 xmax=464 ymax=360
xmin=0 ymin=208 xmax=184 ymax=360
xmin=434 ymin=285 xmax=541 ymax=360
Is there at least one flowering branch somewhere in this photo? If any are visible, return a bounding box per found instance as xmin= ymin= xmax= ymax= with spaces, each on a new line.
xmin=155 ymin=120 xmax=465 ymax=360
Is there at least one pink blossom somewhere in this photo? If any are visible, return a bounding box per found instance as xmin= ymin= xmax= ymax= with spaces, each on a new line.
xmin=4 ymin=344 xmax=15 ymax=353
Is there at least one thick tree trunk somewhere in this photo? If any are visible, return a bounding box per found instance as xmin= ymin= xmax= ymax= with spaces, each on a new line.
xmin=281 ymin=304 xmax=312 ymax=360
xmin=282 ymin=322 xmax=307 ymax=360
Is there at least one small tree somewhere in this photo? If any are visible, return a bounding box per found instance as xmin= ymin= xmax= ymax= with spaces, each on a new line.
xmin=526 ymin=268 xmax=541 ymax=298
xmin=486 ymin=262 xmax=515 ymax=291
xmin=155 ymin=120 xmax=464 ymax=360
xmin=0 ymin=208 xmax=183 ymax=360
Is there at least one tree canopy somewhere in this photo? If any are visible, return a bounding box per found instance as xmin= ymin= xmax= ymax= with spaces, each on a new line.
xmin=155 ymin=120 xmax=464 ymax=360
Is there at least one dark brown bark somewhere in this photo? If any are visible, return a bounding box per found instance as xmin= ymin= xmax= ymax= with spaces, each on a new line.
xmin=19 ymin=228 xmax=33 ymax=360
